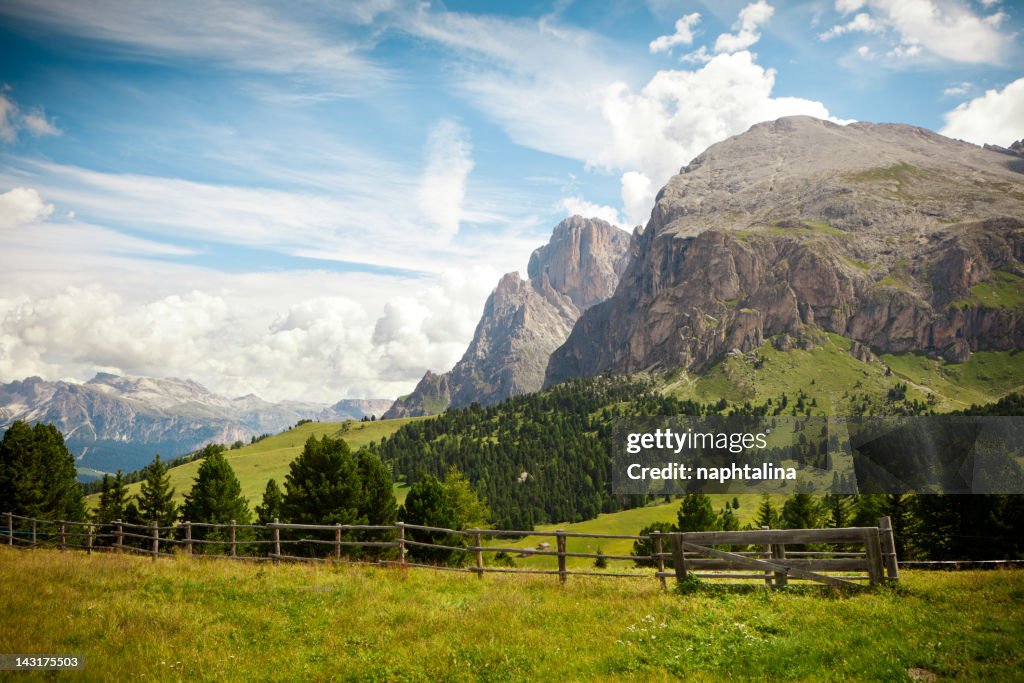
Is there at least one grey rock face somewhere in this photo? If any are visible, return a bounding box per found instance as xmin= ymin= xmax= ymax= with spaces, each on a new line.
xmin=545 ymin=116 xmax=1024 ymax=387
xmin=384 ymin=216 xmax=630 ymax=417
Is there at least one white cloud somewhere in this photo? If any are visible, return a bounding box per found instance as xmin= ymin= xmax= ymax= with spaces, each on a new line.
xmin=557 ymin=197 xmax=622 ymax=228
xmin=940 ymin=77 xmax=1024 ymax=147
xmin=0 ymin=187 xmax=54 ymax=229
xmin=0 ymin=1 xmax=390 ymax=95
xmin=836 ymin=0 xmax=867 ymax=14
xmin=943 ymin=82 xmax=972 ymax=97
xmin=821 ymin=0 xmax=1012 ymax=64
xmin=649 ymin=12 xmax=701 ymax=54
xmin=621 ymin=171 xmax=655 ymax=227
xmin=819 ymin=12 xmax=883 ymax=40
xmin=714 ymin=1 xmax=775 ymax=54
xmin=417 ymin=119 xmax=474 ymax=244
xmin=0 ymin=92 xmax=61 ymax=143
xmin=857 ymin=45 xmax=875 ymax=59
xmin=596 ymin=51 xmax=847 ymax=189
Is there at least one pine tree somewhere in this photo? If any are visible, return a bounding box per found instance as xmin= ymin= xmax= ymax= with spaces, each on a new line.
xmin=357 ymin=451 xmax=398 ymax=526
xmin=255 ymin=479 xmax=284 ymax=525
xmin=0 ymin=420 xmax=85 ymax=521
xmin=676 ymin=493 xmax=720 ymax=532
xmin=754 ymin=494 xmax=780 ymax=528
xmin=282 ymin=435 xmax=363 ymax=525
xmin=180 ymin=451 xmax=251 ymax=548
xmin=443 ymin=467 xmax=489 ymax=530
xmin=94 ymin=470 xmax=128 ymax=524
xmin=137 ymin=454 xmax=177 ymax=526
xmin=400 ymin=472 xmax=462 ymax=564
xmin=782 ymin=490 xmax=823 ymax=530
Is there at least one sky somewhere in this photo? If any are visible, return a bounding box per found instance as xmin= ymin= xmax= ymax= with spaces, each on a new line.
xmin=0 ymin=0 xmax=1022 ymax=404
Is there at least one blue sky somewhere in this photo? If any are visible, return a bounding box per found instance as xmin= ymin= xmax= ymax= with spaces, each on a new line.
xmin=0 ymin=0 xmax=1021 ymax=403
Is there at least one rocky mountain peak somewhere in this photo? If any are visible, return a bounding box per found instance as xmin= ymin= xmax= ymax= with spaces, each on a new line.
xmin=545 ymin=116 xmax=1024 ymax=388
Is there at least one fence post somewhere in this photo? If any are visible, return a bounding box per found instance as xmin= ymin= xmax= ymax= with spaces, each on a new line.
xmin=31 ymin=518 xmax=37 ymax=547
xmin=115 ymin=520 xmax=123 ymax=553
xmin=87 ymin=524 xmax=94 ymax=555
xmin=761 ymin=526 xmax=773 ymax=587
xmin=670 ymin=533 xmax=687 ymax=584
xmin=864 ymin=527 xmax=884 ymax=585
xmin=5 ymin=512 xmax=11 ymax=546
xmin=151 ymin=522 xmax=159 ymax=561
xmin=231 ymin=519 xmax=238 ymax=558
xmin=556 ymin=530 xmax=567 ymax=585
xmin=273 ymin=518 xmax=281 ymax=562
xmin=397 ymin=522 xmax=406 ymax=565
xmin=334 ymin=523 xmax=341 ymax=561
xmin=59 ymin=522 xmax=66 ymax=550
xmin=771 ymin=537 xmax=788 ymax=587
xmin=472 ymin=529 xmax=484 ymax=579
xmin=878 ymin=516 xmax=900 ymax=582
xmin=653 ymin=533 xmax=666 ymax=591
xmin=185 ymin=521 xmax=192 ymax=556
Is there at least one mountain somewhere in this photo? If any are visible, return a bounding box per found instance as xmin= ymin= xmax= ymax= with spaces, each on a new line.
xmin=546 ymin=116 xmax=1024 ymax=388
xmin=385 ymin=216 xmax=630 ymax=417
xmin=0 ymin=373 xmax=390 ymax=476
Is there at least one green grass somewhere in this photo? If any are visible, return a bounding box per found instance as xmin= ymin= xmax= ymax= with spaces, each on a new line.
xmin=486 ymin=495 xmax=784 ymax=570
xmin=2 ymin=548 xmax=1022 ymax=681
xmin=967 ymin=271 xmax=1024 ymax=309
xmin=881 ymin=350 xmax=1024 ymax=408
xmin=664 ymin=333 xmax=1023 ymax=413
xmin=93 ymin=418 xmax=424 ymax=510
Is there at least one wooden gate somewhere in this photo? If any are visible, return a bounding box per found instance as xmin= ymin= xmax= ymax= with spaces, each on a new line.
xmin=655 ymin=517 xmax=899 ymax=590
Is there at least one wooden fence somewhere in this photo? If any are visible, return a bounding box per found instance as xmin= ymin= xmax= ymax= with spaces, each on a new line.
xmin=2 ymin=512 xmax=898 ymax=590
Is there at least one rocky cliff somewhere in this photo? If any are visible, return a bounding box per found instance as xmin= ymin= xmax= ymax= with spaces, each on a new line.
xmin=545 ymin=116 xmax=1024 ymax=386
xmin=0 ymin=374 xmax=390 ymax=474
xmin=385 ymin=216 xmax=630 ymax=417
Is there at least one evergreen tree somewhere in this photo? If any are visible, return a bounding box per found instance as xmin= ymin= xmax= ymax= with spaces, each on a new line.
xmin=823 ymin=493 xmax=852 ymax=528
xmin=357 ymin=451 xmax=398 ymax=526
xmin=255 ymin=478 xmax=284 ymax=525
xmin=180 ymin=451 xmax=251 ymax=549
xmin=782 ymin=489 xmax=823 ymax=530
xmin=719 ymin=506 xmax=740 ymax=531
xmin=754 ymin=494 xmax=780 ymax=528
xmin=137 ymin=454 xmax=177 ymax=526
xmin=676 ymin=494 xmax=720 ymax=532
xmin=282 ymin=435 xmax=363 ymax=525
xmin=632 ymin=521 xmax=677 ymax=568
xmin=0 ymin=420 xmax=85 ymax=522
xmin=400 ymin=473 xmax=463 ymax=564
xmin=93 ymin=470 xmax=128 ymax=524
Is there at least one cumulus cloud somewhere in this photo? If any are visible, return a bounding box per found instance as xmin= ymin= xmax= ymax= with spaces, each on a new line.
xmin=940 ymin=77 xmax=1024 ymax=147
xmin=821 ymin=0 xmax=1011 ymax=64
xmin=0 ymin=187 xmax=54 ymax=229
xmin=0 ymin=263 xmax=502 ymax=403
xmin=417 ymin=119 xmax=474 ymax=244
xmin=596 ymin=51 xmax=846 ymax=189
xmin=557 ymin=196 xmax=622 ymax=228
xmin=942 ymin=82 xmax=972 ymax=97
xmin=649 ymin=12 xmax=701 ymax=54
xmin=714 ymin=1 xmax=775 ymax=54
xmin=621 ymin=171 xmax=655 ymax=227
xmin=0 ymin=92 xmax=61 ymax=143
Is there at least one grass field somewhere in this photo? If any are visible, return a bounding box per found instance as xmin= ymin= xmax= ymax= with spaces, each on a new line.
xmin=486 ymin=495 xmax=783 ymax=570
xmin=94 ymin=418 xmax=422 ymax=510
xmin=2 ymin=548 xmax=1022 ymax=681
xmin=662 ymin=333 xmax=1024 ymax=413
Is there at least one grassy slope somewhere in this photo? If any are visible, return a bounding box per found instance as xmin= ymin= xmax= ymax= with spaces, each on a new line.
xmin=662 ymin=332 xmax=1024 ymax=413
xmin=2 ymin=548 xmax=1021 ymax=682
xmin=97 ymin=418 xmax=422 ymax=510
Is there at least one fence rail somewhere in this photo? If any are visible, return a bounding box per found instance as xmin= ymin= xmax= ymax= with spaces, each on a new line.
xmin=2 ymin=511 xmax=900 ymax=589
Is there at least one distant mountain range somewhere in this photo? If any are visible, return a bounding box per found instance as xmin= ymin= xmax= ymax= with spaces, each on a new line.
xmin=0 ymin=373 xmax=391 ymax=477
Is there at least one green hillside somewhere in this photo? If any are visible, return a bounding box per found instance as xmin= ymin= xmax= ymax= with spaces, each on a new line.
xmin=662 ymin=332 xmax=1024 ymax=412
xmin=92 ymin=418 xmax=424 ymax=510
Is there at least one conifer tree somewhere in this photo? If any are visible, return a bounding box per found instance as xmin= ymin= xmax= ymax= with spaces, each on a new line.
xmin=94 ymin=470 xmax=128 ymax=524
xmin=676 ymin=493 xmax=720 ymax=532
xmin=357 ymin=451 xmax=397 ymax=526
xmin=180 ymin=451 xmax=250 ymax=547
xmin=255 ymin=478 xmax=284 ymax=525
xmin=754 ymin=494 xmax=780 ymax=528
xmin=282 ymin=435 xmax=363 ymax=525
xmin=137 ymin=454 xmax=177 ymax=526
xmin=0 ymin=420 xmax=85 ymax=521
